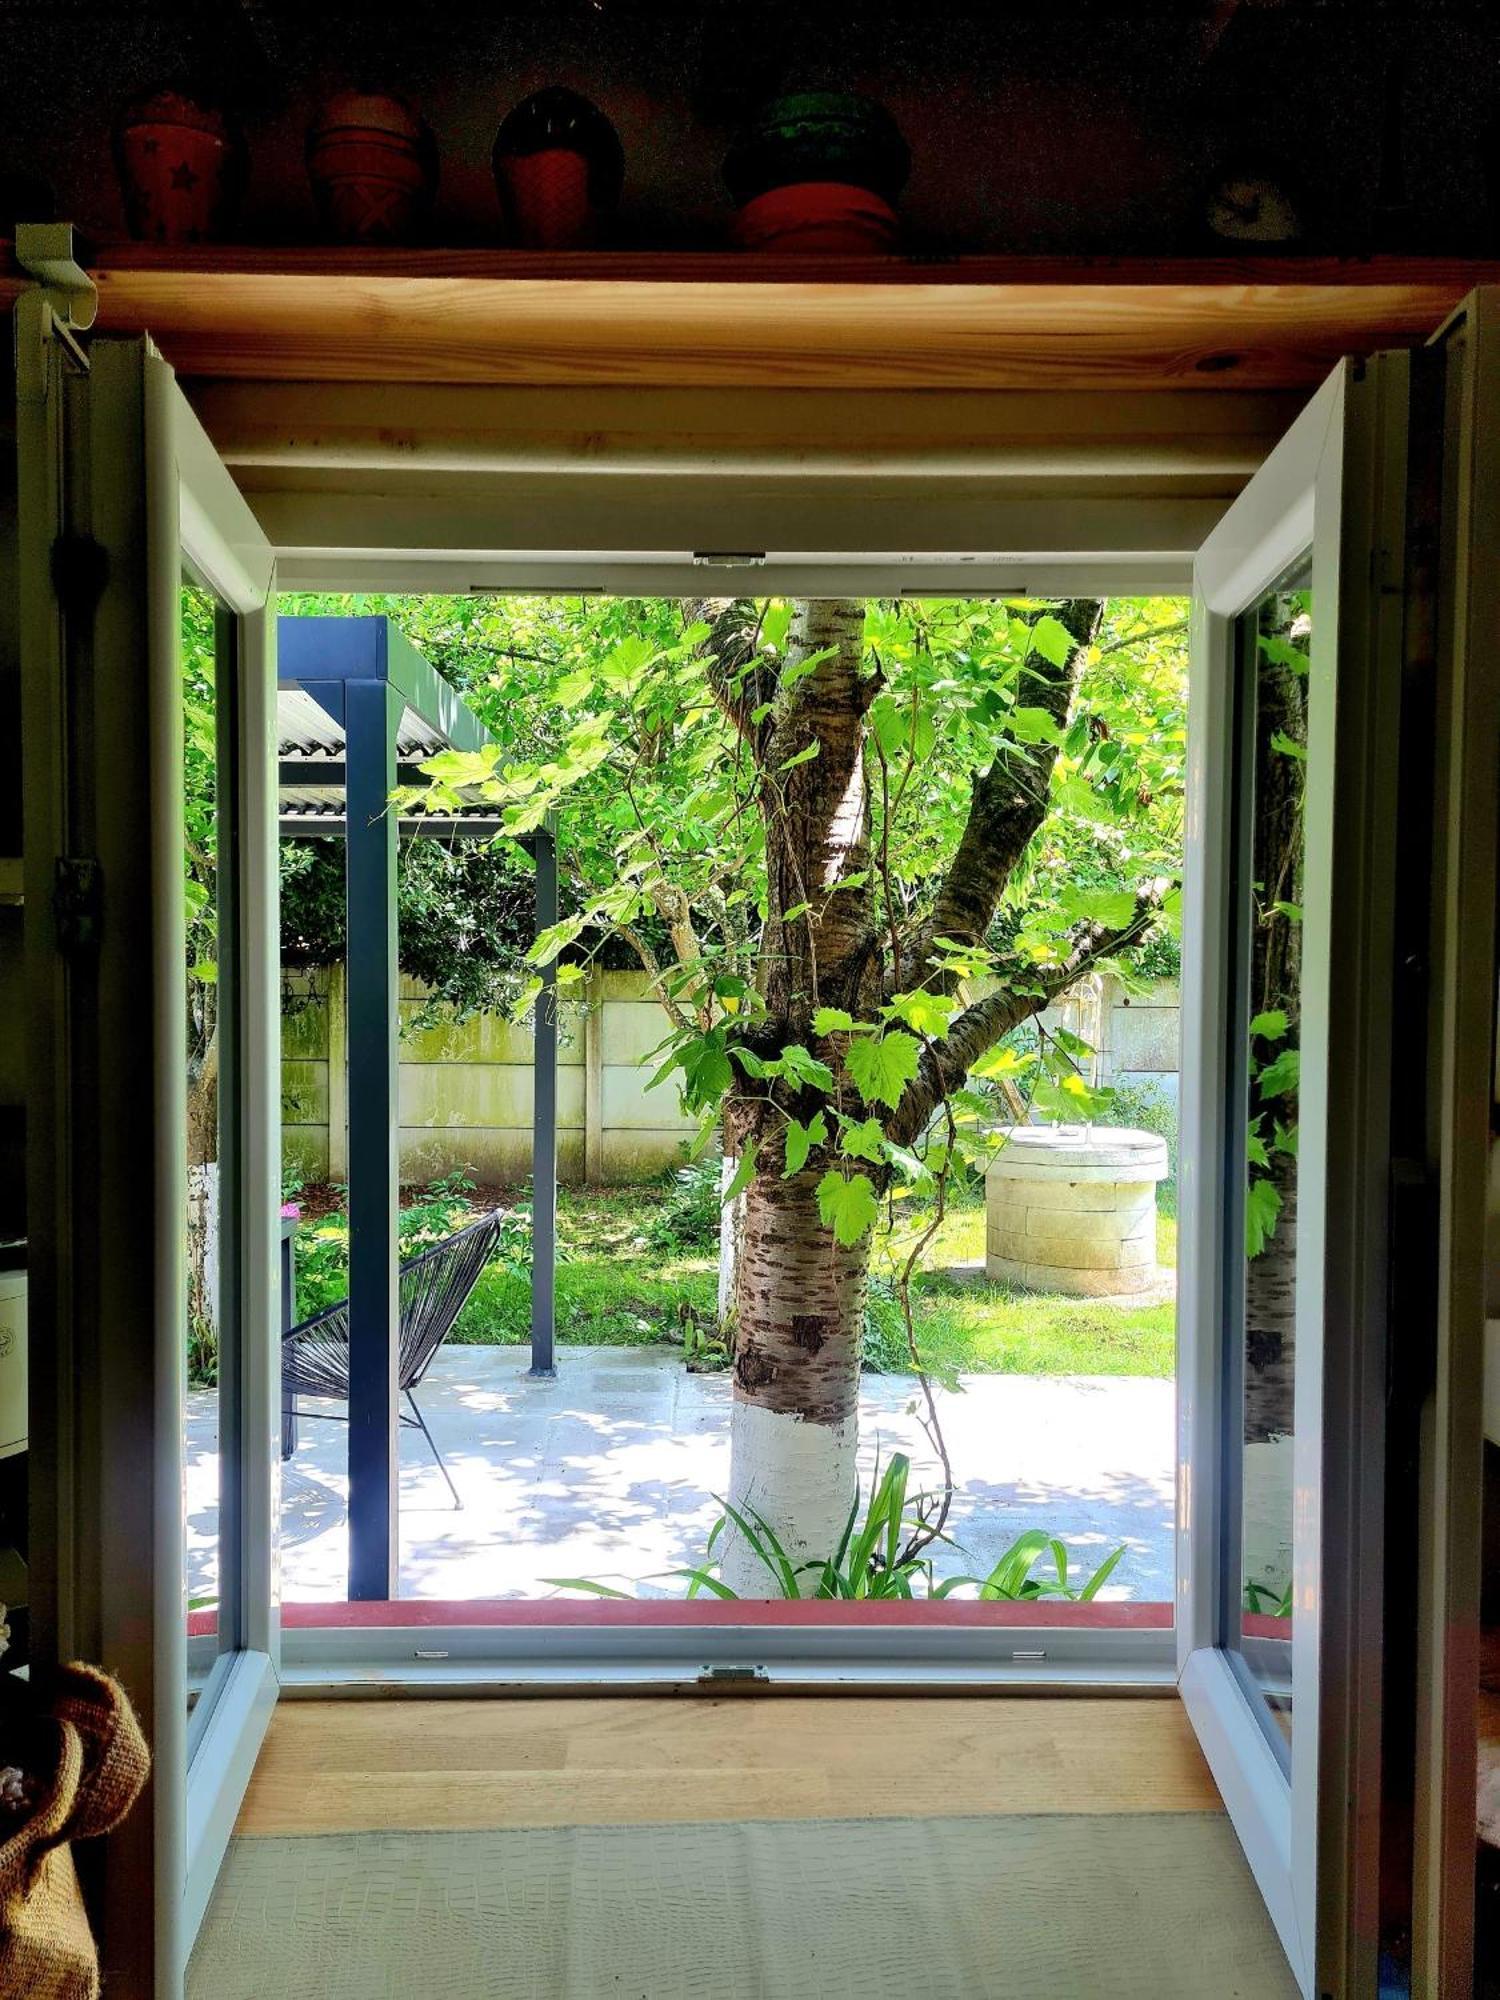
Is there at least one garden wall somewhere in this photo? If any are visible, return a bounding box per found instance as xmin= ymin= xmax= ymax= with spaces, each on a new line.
xmin=281 ymin=966 xmax=698 ymax=1189
xmin=1097 ymin=975 xmax=1181 ymax=1109
xmin=1033 ymin=973 xmax=1181 ymax=1109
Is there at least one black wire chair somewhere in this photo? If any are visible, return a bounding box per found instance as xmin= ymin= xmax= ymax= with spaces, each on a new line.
xmin=280 ymin=1208 xmax=504 ymax=1510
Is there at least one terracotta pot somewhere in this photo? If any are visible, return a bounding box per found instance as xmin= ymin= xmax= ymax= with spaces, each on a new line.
xmin=492 ymin=88 xmax=623 ymax=249
xmin=724 ymin=92 xmax=908 ymax=254
xmin=114 ymin=89 xmax=240 ymax=244
xmin=732 ymin=182 xmax=899 ymax=254
xmin=307 ymin=90 xmax=436 ymax=244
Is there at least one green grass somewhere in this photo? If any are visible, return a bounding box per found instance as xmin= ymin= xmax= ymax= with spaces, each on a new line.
xmin=292 ymin=1177 xmax=1177 ymax=1379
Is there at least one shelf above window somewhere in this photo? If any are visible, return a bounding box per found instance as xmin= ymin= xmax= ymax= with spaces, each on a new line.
xmin=4 ymin=247 xmax=1497 ymax=391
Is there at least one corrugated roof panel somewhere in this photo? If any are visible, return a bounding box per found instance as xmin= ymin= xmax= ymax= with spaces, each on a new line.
xmin=276 ymin=686 xmax=345 ymax=759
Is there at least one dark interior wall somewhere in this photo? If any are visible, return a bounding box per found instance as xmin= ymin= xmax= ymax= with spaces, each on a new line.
xmin=1 ymin=1 xmax=1498 ymax=255
xmin=0 ymin=399 xmax=22 ymax=1239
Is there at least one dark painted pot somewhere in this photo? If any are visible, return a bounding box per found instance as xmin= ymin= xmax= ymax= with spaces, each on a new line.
xmin=492 ymin=87 xmax=624 ymax=249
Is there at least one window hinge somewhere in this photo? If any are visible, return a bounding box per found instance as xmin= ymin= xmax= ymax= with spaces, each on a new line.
xmin=698 ymin=1663 xmax=769 ymax=1687
xmin=53 ymin=858 xmax=103 ymax=957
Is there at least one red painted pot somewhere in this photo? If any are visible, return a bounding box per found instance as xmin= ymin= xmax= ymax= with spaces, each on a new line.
xmin=732 ymin=182 xmax=899 ymax=254
xmin=307 ymin=90 xmax=436 ymax=244
xmin=497 ymin=146 xmax=595 ymax=249
xmin=114 ymin=90 xmax=240 ymax=244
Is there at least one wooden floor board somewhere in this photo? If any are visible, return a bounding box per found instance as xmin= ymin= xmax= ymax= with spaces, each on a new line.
xmin=236 ymin=1696 xmax=1223 ymax=1837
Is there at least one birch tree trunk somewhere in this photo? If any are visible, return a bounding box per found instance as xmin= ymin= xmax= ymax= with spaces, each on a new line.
xmin=688 ymin=594 xmax=1144 ymax=1596
xmin=722 ymin=1169 xmax=868 ymax=1592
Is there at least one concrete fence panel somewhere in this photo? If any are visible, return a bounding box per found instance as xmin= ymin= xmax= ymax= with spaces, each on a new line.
xmin=281 ymin=964 xmax=699 ymax=1189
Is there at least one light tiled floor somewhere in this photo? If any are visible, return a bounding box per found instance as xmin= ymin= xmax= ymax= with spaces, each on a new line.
xmin=187 ymin=1346 xmax=1174 ymax=1603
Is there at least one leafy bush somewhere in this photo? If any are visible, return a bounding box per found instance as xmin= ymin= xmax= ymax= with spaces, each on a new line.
xmin=1096 ymin=1077 xmax=1178 ymax=1207
xmin=646 ymin=1158 xmax=723 ymax=1255
xmin=288 ymin=1171 xmax=534 ymax=1323
xmin=861 ymin=1277 xmax=911 ymax=1374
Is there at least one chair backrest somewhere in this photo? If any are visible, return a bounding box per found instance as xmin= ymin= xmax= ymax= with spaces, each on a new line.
xmin=396 ymin=1209 xmax=505 ymax=1389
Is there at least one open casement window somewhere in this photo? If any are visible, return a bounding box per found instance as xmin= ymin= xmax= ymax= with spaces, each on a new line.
xmin=13 ymin=242 xmax=1498 ymax=1997
xmin=1177 ymin=311 xmax=1499 ymax=1997
xmin=18 ymin=298 xmax=281 ymax=1988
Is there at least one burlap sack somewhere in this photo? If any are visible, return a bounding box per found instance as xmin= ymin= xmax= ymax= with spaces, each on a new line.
xmin=0 ymin=1664 xmax=150 ymax=2000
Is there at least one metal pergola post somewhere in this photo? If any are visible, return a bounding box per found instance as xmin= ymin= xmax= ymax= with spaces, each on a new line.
xmin=342 ymin=676 xmax=402 ymax=1600
xmin=279 ymin=617 xmax=560 ymax=1602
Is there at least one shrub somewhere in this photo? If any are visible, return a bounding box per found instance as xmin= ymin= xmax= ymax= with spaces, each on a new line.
xmin=1097 ymin=1078 xmax=1178 ymax=1208
xmin=645 ymin=1158 xmax=723 ymax=1255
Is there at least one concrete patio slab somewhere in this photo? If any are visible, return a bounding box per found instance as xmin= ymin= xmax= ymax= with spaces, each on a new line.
xmin=187 ymin=1346 xmax=1174 ymax=1606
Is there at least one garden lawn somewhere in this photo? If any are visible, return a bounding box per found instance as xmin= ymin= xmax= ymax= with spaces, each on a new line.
xmin=289 ymin=1179 xmax=1177 ymax=1381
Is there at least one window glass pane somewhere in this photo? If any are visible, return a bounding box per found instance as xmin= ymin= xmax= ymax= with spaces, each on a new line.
xmin=184 ymin=579 xmax=236 ymax=1715
xmin=1229 ymin=573 xmax=1310 ymax=1756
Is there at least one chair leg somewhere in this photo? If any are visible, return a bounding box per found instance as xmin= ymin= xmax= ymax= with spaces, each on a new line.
xmin=404 ymin=1389 xmax=462 ymax=1510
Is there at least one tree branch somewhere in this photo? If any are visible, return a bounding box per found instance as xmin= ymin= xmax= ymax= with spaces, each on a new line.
xmin=688 ymin=597 xmax=776 ymax=757
xmin=903 ymin=600 xmax=1103 ymax=992
xmin=885 ymin=887 xmax=1162 ymax=1144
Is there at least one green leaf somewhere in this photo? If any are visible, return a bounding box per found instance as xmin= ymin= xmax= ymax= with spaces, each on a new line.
xmin=777 ymin=741 xmax=821 ymax=773
xmin=1067 ymin=887 xmax=1138 ymax=929
xmin=844 ymin=1031 xmax=922 ymax=1109
xmin=1269 ymin=729 xmax=1306 ymax=763
xmin=553 ymin=669 xmax=593 ymax=706
xmin=884 ymin=988 xmax=959 ymax=1038
xmin=542 ymin=1578 xmax=635 ymax=1600
xmin=1029 ymin=613 xmax=1079 ymax=668
xmin=815 ymin=1169 xmax=881 ymax=1246
xmin=811 ymin=1006 xmax=857 ymax=1035
xmin=869 ymin=694 xmax=908 ymax=761
xmin=1246 ymin=1175 xmax=1284 ymax=1258
xmin=970 ymin=1044 xmax=1037 ymax=1081
xmin=723 ymin=1139 xmax=760 ymax=1203
xmin=782 ymin=1113 xmax=827 ymax=1177
xmin=528 ymin=916 xmax=586 ymax=967
xmin=1007 ymin=706 xmax=1065 ymax=746
xmin=778 ymin=1043 xmax=836 ymax=1093
xmin=680 ymin=1034 xmax=734 ymax=1113
xmin=837 ymin=1115 xmax=886 ymax=1164
xmin=1256 ymin=1048 xmax=1300 ymax=1100
xmin=1248 ymin=1009 xmax=1288 ymax=1041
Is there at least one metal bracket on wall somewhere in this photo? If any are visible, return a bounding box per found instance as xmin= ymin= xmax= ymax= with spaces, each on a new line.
xmin=12 ymin=223 xmax=96 ymax=387
xmin=14 ymin=223 xmax=96 ymax=332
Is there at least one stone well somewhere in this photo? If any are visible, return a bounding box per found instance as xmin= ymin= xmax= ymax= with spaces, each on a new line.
xmin=985 ymin=1125 xmax=1170 ymax=1297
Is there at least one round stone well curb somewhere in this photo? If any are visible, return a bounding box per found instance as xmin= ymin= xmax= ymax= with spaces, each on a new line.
xmin=984 ymin=1125 xmax=1170 ymax=1297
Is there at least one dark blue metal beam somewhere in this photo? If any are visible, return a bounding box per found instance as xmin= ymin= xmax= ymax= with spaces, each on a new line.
xmin=528 ymin=821 xmax=558 ymax=1379
xmin=278 ymin=616 xmax=489 ymax=753
xmin=343 ymin=676 xmax=402 ymax=1600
